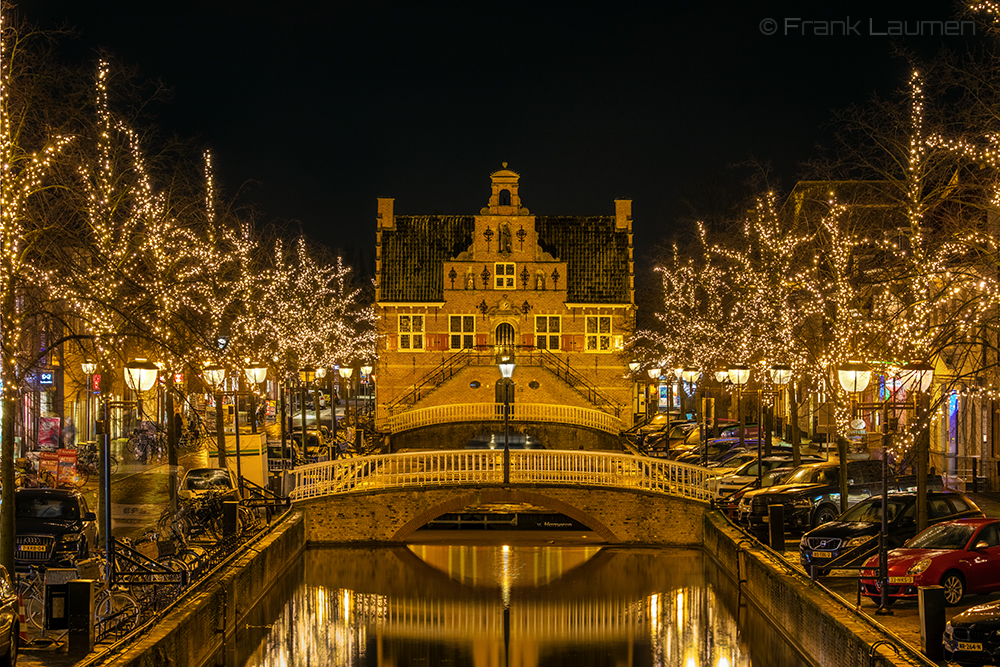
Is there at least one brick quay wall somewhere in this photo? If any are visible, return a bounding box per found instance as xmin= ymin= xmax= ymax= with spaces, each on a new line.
xmin=108 ymin=511 xmax=306 ymax=667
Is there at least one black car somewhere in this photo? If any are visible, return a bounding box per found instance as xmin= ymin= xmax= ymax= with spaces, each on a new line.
xmin=0 ymin=565 xmax=18 ymax=666
xmin=14 ymin=488 xmax=98 ymax=568
xmin=945 ymin=599 xmax=1000 ymax=666
xmin=799 ymin=491 xmax=983 ymax=575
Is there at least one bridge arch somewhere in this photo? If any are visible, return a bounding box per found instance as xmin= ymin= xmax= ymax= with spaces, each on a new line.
xmin=390 ymin=488 xmax=618 ymax=542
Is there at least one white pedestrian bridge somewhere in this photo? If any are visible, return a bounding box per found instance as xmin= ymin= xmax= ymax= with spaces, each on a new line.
xmin=289 ymin=449 xmax=711 ymax=502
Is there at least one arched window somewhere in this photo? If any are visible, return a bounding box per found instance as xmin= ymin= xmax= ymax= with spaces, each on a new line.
xmin=495 ymin=322 xmax=515 ymax=348
xmin=498 ymin=189 xmax=512 ymax=206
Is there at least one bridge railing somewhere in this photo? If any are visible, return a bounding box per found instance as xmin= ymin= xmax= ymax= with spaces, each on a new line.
xmin=289 ymin=449 xmax=710 ymax=503
xmin=383 ymin=402 xmax=623 ymax=435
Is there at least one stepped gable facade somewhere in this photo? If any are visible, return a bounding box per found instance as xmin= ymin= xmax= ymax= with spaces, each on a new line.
xmin=374 ymin=166 xmax=636 ymax=432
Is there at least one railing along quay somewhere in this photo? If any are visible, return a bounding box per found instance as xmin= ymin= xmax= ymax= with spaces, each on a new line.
xmin=289 ymin=449 xmax=711 ymax=502
xmin=382 ymin=402 xmax=623 ymax=435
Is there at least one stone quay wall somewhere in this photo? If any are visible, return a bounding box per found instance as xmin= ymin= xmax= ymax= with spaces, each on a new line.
xmin=703 ymin=511 xmax=930 ymax=667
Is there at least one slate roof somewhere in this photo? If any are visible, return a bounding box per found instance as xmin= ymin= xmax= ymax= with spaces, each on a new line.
xmin=379 ymin=215 xmax=475 ymax=303
xmin=535 ymin=216 xmax=630 ymax=303
xmin=379 ymin=214 xmax=631 ymax=304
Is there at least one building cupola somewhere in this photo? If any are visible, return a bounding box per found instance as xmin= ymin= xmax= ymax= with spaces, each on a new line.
xmin=483 ymin=163 xmax=527 ymax=215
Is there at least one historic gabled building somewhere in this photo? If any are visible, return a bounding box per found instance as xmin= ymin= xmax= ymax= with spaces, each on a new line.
xmin=373 ymin=166 xmax=636 ymax=450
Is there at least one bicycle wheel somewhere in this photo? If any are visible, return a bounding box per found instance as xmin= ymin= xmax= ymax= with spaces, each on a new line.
xmin=110 ymin=455 xmax=119 ymax=474
xmin=95 ymin=589 xmax=140 ymax=633
xmin=17 ymin=580 xmax=43 ymax=630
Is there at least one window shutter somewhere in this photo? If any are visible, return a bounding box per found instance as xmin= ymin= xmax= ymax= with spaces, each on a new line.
xmin=522 ymin=334 xmax=535 ymax=348
xmin=476 ymin=334 xmax=489 ymax=347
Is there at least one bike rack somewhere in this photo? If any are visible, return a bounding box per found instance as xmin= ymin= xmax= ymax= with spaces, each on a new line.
xmin=112 ymin=538 xmax=186 ymax=589
xmin=868 ymin=639 xmax=899 ymax=666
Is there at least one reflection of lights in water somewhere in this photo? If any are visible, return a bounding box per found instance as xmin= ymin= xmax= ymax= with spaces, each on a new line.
xmin=716 ymin=658 xmax=731 ymax=667
xmin=676 ymin=590 xmax=685 ymax=634
xmin=341 ymin=589 xmax=351 ymax=624
xmin=685 ymin=658 xmax=696 ymax=667
xmin=502 ymin=544 xmax=511 ymax=608
xmin=649 ymin=593 xmax=659 ymax=634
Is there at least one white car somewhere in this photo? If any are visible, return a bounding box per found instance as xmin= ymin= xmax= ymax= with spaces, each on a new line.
xmin=706 ymin=455 xmax=824 ymax=498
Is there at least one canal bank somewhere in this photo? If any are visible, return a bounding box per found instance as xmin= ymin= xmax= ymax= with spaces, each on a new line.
xmin=704 ymin=509 xmax=932 ymax=667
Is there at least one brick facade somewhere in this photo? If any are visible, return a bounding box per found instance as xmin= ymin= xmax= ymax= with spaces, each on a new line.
xmin=375 ymin=166 xmax=636 ymax=442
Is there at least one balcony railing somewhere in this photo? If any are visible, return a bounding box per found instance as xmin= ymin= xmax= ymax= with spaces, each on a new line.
xmin=289 ymin=449 xmax=711 ymax=503
xmin=381 ymin=402 xmax=623 ymax=435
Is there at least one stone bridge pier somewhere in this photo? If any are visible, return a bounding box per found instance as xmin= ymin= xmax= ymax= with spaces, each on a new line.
xmin=298 ymin=485 xmax=706 ymax=545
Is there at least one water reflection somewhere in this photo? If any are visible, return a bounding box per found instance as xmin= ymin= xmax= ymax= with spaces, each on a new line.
xmin=231 ymin=546 xmax=810 ymax=667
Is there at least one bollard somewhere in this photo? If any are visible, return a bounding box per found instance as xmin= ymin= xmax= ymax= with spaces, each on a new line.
xmin=767 ymin=504 xmax=785 ymax=552
xmin=222 ymin=500 xmax=239 ymax=537
xmin=918 ymin=585 xmax=945 ymax=660
xmin=67 ymin=579 xmax=96 ymax=653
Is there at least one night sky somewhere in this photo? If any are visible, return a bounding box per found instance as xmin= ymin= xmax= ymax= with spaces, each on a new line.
xmin=11 ymin=0 xmax=983 ymax=275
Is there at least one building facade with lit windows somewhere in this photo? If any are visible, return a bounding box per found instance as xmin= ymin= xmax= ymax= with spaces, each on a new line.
xmin=374 ymin=166 xmax=635 ymax=450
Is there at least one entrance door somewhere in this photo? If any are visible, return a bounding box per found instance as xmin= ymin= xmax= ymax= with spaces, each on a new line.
xmin=495 ymin=322 xmax=515 ymax=348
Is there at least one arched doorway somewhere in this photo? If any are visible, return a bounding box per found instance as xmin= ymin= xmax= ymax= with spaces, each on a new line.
xmin=495 ymin=322 xmax=515 ymax=348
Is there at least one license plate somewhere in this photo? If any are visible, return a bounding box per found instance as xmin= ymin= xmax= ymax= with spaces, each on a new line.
xmin=762 ymin=516 xmax=769 ymax=523
xmin=887 ymin=576 xmax=913 ymax=584
xmin=18 ymin=545 xmax=45 ymax=552
xmin=957 ymin=642 xmax=983 ymax=652
xmin=811 ymin=550 xmax=834 ymax=559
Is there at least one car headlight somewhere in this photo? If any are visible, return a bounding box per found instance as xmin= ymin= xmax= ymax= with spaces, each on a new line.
xmin=907 ymin=558 xmax=932 ymax=575
xmin=792 ymin=499 xmax=812 ymax=509
xmin=945 ymin=622 xmax=953 ymax=636
xmin=799 ymin=536 xmax=809 ymax=549
xmin=845 ymin=537 xmax=871 ymax=548
xmin=61 ymin=533 xmax=83 ymax=543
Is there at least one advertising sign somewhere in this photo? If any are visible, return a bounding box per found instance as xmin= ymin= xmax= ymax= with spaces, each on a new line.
xmin=56 ymin=449 xmax=78 ymax=486
xmin=39 ymin=417 xmax=60 ymax=449
xmin=38 ymin=451 xmax=59 ymax=480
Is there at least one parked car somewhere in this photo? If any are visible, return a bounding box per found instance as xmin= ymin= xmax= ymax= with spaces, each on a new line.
xmin=178 ymin=467 xmax=241 ymax=501
xmin=739 ymin=459 xmax=938 ymax=535
xmin=799 ymin=492 xmax=983 ymax=576
xmin=14 ymin=488 xmax=98 ymax=568
xmin=706 ymin=454 xmax=825 ymax=499
xmin=860 ymin=517 xmax=1000 ymax=606
xmin=0 ymin=565 xmax=18 ymax=667
xmin=674 ymin=438 xmax=791 ymax=466
xmin=718 ymin=466 xmax=801 ymax=521
xmin=944 ymin=598 xmax=1000 ymax=666
xmin=646 ymin=422 xmax=697 ymax=455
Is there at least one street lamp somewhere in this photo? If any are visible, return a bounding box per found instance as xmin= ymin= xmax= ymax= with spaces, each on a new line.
xmin=204 ymin=364 xmax=226 ymax=466
xmin=339 ymin=366 xmax=354 ymax=428
xmin=315 ymin=367 xmax=327 ymax=436
xmin=899 ymin=361 xmax=936 ymax=534
xmin=298 ymin=366 xmax=315 ymax=451
xmin=646 ymin=367 xmax=660 ymax=422
xmin=499 ymin=351 xmax=515 ymax=484
xmin=245 ymin=361 xmax=268 ymax=436
xmin=82 ymin=360 xmax=97 ymax=443
xmin=361 ymin=364 xmax=373 ymax=420
xmin=769 ymin=364 xmax=793 ymax=469
xmin=728 ymin=364 xmax=750 ymax=454
xmin=124 ymin=359 xmax=159 ymax=440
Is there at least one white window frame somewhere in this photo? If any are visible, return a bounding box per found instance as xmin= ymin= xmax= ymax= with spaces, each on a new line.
xmin=534 ymin=315 xmax=561 ymax=350
xmin=585 ymin=315 xmax=613 ymax=353
xmin=449 ymin=314 xmax=476 ymax=350
xmin=398 ymin=314 xmax=425 ymax=351
xmin=494 ymin=262 xmax=516 ymax=290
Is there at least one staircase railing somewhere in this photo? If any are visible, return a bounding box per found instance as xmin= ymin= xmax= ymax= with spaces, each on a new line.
xmin=385 ymin=345 xmax=624 ymax=418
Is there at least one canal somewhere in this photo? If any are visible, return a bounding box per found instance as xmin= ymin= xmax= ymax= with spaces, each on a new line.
xmin=221 ymin=542 xmax=814 ymax=666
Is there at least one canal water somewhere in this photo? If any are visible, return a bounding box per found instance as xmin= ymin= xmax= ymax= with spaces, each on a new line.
xmin=224 ymin=544 xmax=813 ymax=667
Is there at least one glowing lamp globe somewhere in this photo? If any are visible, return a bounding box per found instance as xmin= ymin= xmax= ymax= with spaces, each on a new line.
xmin=837 ymin=361 xmax=871 ymax=394
xmin=899 ymin=361 xmax=934 ymax=393
xmin=124 ymin=358 xmax=159 ymax=392
xmin=245 ymin=362 xmax=268 ymax=385
xmin=727 ymin=365 xmax=750 ymax=387
xmin=769 ymin=364 xmax=792 ymax=386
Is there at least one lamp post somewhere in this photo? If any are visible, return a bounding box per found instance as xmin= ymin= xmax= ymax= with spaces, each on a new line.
xmin=82 ymin=360 xmax=96 ymax=443
xmin=361 ymin=364 xmax=373 ymax=419
xmin=646 ymin=368 xmax=661 ymax=423
xmin=245 ymin=361 xmax=267 ymax=436
xmin=339 ymin=366 xmax=355 ymax=452
xmin=499 ymin=351 xmax=515 ymax=484
xmin=728 ymin=364 xmax=750 ymax=471
xmin=124 ymin=358 xmax=158 ymax=424
xmin=298 ymin=366 xmax=315 ymax=452
xmin=769 ymin=364 xmax=793 ymax=463
xmin=315 ymin=367 xmax=326 ymax=437
xmin=899 ymin=361 xmax=935 ymax=531
xmin=204 ymin=364 xmax=227 ymax=467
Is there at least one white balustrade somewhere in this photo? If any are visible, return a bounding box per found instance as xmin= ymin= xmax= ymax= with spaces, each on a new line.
xmin=290 ymin=449 xmax=711 ymax=503
xmin=382 ymin=402 xmax=622 ymax=435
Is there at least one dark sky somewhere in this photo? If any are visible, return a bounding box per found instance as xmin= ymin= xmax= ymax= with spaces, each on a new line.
xmin=12 ymin=0 xmax=984 ymax=274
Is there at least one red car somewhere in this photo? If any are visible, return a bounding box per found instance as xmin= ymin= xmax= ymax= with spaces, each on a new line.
xmin=860 ymin=517 xmax=1000 ymax=606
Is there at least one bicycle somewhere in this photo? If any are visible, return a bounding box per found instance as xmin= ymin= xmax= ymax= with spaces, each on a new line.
xmin=13 ymin=459 xmax=55 ymax=490
xmin=75 ymin=441 xmax=118 ymax=477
